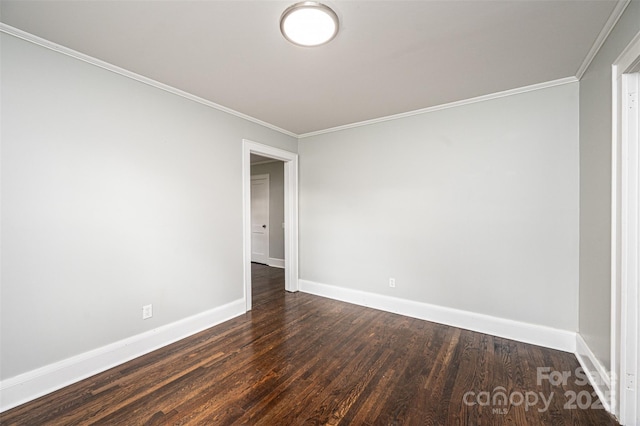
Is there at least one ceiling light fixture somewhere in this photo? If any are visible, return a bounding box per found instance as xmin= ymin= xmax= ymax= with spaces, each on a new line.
xmin=280 ymin=2 xmax=339 ymax=47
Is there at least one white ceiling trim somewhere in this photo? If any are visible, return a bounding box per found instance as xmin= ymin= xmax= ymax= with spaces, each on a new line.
xmin=2 ymin=0 xmax=628 ymax=142
xmin=575 ymin=0 xmax=632 ymax=80
xmin=0 ymin=23 xmax=298 ymax=139
xmin=298 ymin=76 xmax=579 ymax=139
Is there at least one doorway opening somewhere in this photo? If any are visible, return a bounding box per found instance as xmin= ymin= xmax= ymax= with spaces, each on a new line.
xmin=242 ymin=139 xmax=298 ymax=311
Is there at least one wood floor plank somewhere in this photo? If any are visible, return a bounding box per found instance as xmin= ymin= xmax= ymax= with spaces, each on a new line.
xmin=0 ymin=264 xmax=619 ymax=425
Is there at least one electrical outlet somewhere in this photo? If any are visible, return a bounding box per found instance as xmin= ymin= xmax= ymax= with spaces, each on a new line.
xmin=142 ymin=304 xmax=153 ymax=319
xmin=389 ymin=278 xmax=396 ymax=288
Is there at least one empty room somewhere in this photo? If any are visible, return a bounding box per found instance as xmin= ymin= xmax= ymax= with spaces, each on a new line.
xmin=1 ymin=0 xmax=640 ymax=424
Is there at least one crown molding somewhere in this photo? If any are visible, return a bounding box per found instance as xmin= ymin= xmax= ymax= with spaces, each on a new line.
xmin=0 ymin=24 xmax=298 ymax=139
xmin=4 ymin=10 xmax=622 ymax=141
xmin=575 ymin=0 xmax=632 ymax=80
xmin=298 ymin=76 xmax=578 ymax=138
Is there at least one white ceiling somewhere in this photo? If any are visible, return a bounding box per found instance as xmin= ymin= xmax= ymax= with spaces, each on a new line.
xmin=0 ymin=0 xmax=621 ymax=136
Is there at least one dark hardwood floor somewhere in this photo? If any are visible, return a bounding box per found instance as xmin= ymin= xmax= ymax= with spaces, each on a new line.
xmin=1 ymin=263 xmax=619 ymax=425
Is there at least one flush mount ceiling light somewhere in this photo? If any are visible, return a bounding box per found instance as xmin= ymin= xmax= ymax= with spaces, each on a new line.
xmin=280 ymin=2 xmax=339 ymax=47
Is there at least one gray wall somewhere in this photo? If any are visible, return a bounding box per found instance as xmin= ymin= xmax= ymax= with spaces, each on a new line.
xmin=578 ymin=1 xmax=640 ymax=371
xmin=299 ymin=83 xmax=579 ymax=331
xmin=251 ymin=161 xmax=285 ymax=260
xmin=0 ymin=33 xmax=296 ymax=379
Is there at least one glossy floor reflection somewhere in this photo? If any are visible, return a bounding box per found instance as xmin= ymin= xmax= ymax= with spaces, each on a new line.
xmin=1 ymin=263 xmax=619 ymax=425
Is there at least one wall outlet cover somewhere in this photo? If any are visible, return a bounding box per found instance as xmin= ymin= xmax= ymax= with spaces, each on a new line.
xmin=142 ymin=304 xmax=153 ymax=319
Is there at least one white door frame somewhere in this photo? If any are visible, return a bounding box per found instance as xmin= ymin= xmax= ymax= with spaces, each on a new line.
xmin=611 ymin=30 xmax=640 ymax=425
xmin=242 ymin=139 xmax=298 ymax=311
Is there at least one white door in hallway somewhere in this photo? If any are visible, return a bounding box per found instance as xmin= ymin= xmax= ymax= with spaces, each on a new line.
xmin=251 ymin=174 xmax=269 ymax=264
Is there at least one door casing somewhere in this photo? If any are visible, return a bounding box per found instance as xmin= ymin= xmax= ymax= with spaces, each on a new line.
xmin=611 ymin=30 xmax=640 ymax=425
xmin=242 ymin=139 xmax=298 ymax=311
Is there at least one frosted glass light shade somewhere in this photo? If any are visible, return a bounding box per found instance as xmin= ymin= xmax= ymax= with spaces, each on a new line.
xmin=280 ymin=2 xmax=339 ymax=47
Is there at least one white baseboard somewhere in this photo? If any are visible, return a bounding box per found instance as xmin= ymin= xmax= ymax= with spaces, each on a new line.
xmin=268 ymin=258 xmax=285 ymax=269
xmin=299 ymin=279 xmax=576 ymax=353
xmin=0 ymin=298 xmax=245 ymax=413
xmin=575 ymin=333 xmax=613 ymax=414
